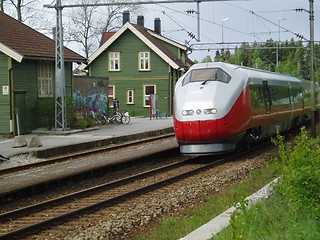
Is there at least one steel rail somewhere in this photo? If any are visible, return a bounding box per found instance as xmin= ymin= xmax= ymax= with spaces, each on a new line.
xmin=0 ymin=134 xmax=175 ymax=177
xmin=0 ymin=157 xmax=199 ymax=240
xmin=0 ymin=141 xmax=271 ymax=239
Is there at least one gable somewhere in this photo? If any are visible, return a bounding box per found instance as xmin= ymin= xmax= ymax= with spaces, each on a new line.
xmin=90 ymin=30 xmax=171 ymax=77
xmin=87 ymin=22 xmax=186 ymax=70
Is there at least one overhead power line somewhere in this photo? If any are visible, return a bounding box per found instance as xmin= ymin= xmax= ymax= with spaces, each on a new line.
xmin=44 ymin=0 xmax=242 ymax=8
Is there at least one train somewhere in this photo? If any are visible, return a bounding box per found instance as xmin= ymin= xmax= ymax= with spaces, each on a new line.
xmin=173 ymin=62 xmax=319 ymax=155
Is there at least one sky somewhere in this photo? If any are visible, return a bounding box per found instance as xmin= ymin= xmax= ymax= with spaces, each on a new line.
xmin=41 ymin=0 xmax=319 ymax=62
xmin=139 ymin=0 xmax=320 ymax=61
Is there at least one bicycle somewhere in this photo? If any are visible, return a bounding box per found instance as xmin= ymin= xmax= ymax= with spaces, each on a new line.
xmin=90 ymin=110 xmax=107 ymax=125
xmin=108 ymin=110 xmax=130 ymax=124
xmin=121 ymin=110 xmax=130 ymax=124
xmin=108 ymin=110 xmax=122 ymax=124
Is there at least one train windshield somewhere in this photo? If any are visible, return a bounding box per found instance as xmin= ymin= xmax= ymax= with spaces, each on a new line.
xmin=183 ymin=68 xmax=231 ymax=86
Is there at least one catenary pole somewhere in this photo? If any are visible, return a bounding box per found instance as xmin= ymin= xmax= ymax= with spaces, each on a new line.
xmin=309 ymin=0 xmax=316 ymax=137
xmin=44 ymin=0 xmax=243 ymax=131
xmin=54 ymin=0 xmax=67 ymax=130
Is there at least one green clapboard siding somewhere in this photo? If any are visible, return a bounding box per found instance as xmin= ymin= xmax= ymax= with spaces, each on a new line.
xmin=0 ymin=53 xmax=10 ymax=134
xmin=90 ymin=29 xmax=177 ymax=116
xmin=11 ymin=60 xmax=73 ymax=134
xmin=12 ymin=60 xmax=39 ymax=133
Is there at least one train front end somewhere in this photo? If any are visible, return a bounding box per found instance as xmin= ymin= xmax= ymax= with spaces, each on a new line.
xmin=173 ymin=62 xmax=251 ymax=155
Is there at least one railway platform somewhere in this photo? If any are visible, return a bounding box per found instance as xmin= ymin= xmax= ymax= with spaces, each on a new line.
xmin=0 ymin=117 xmax=174 ymax=159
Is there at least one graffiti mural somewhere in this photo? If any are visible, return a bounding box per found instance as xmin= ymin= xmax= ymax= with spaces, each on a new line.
xmin=73 ymin=76 xmax=109 ymax=117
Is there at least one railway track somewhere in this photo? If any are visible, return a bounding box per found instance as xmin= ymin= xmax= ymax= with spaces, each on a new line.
xmin=0 ymin=141 xmax=271 ymax=240
xmin=0 ymin=145 xmax=257 ymax=240
xmin=0 ymin=135 xmax=179 ymax=204
xmin=0 ymin=134 xmax=175 ymax=177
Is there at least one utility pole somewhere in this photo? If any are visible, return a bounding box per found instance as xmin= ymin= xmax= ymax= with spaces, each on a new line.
xmin=44 ymin=0 xmax=242 ymax=131
xmin=309 ymin=0 xmax=316 ymax=137
xmin=54 ymin=0 xmax=67 ymax=130
xmin=276 ymin=17 xmax=286 ymax=67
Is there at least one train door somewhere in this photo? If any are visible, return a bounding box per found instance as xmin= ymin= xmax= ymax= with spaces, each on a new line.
xmin=288 ymin=82 xmax=294 ymax=122
xmin=262 ymin=81 xmax=271 ymax=113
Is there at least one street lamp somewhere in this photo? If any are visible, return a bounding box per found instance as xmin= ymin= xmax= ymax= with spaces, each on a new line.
xmin=276 ymin=17 xmax=286 ymax=67
xmin=221 ymin=18 xmax=229 ymax=43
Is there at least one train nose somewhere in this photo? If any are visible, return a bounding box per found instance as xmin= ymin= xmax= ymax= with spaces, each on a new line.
xmin=174 ymin=119 xmax=218 ymax=142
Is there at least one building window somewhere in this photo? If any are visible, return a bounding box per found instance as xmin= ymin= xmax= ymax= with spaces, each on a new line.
xmin=127 ymin=89 xmax=134 ymax=104
xmin=143 ymin=85 xmax=156 ymax=107
xmin=139 ymin=52 xmax=150 ymax=71
xmin=109 ymin=52 xmax=120 ymax=71
xmin=37 ymin=61 xmax=53 ymax=97
xmin=108 ymin=85 xmax=115 ymax=107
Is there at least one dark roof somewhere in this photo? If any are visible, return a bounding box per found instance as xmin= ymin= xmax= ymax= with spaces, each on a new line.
xmin=0 ymin=12 xmax=85 ymax=61
xmin=100 ymin=23 xmax=187 ymax=68
xmin=100 ymin=32 xmax=116 ymax=46
xmin=131 ymin=24 xmax=186 ymax=68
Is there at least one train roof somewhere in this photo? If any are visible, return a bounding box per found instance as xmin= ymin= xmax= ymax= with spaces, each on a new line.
xmin=190 ymin=62 xmax=303 ymax=83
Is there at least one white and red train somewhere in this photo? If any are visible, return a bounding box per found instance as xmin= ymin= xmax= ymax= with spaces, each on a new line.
xmin=174 ymin=62 xmax=319 ymax=155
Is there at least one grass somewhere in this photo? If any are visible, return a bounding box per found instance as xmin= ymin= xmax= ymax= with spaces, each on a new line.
xmin=212 ymin=127 xmax=320 ymax=240
xmin=134 ymin=166 xmax=276 ymax=240
xmin=135 ymin=127 xmax=320 ymax=240
xmin=212 ymin=193 xmax=320 ymax=240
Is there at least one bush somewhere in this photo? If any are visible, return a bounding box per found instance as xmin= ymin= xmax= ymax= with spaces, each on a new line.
xmin=271 ymin=126 xmax=320 ymax=215
xmin=86 ymin=117 xmax=95 ymax=128
xmin=74 ymin=119 xmax=88 ymax=130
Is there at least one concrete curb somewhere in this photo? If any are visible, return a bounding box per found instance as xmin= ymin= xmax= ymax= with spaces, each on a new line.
xmin=33 ymin=127 xmax=174 ymax=158
xmin=180 ymin=178 xmax=279 ymax=240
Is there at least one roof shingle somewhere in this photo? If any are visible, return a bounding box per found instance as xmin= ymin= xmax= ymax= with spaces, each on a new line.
xmin=0 ymin=12 xmax=85 ymax=61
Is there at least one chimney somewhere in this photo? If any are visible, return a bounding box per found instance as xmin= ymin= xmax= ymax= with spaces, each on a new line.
xmin=154 ymin=18 xmax=161 ymax=35
xmin=137 ymin=15 xmax=144 ymax=27
xmin=123 ymin=11 xmax=130 ymax=25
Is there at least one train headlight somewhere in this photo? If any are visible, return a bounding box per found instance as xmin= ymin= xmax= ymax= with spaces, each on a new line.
xmin=204 ymin=108 xmax=217 ymax=114
xmin=182 ymin=110 xmax=194 ymax=116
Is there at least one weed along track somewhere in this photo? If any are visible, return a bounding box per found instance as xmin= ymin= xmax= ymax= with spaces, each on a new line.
xmin=0 ymin=142 xmax=276 ymax=240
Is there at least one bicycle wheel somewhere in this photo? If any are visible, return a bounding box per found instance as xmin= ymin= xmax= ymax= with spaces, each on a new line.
xmin=121 ymin=115 xmax=130 ymax=124
xmin=115 ymin=115 xmax=122 ymax=124
xmin=100 ymin=115 xmax=107 ymax=125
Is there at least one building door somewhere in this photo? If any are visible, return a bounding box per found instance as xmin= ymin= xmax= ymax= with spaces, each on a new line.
xmin=14 ymin=91 xmax=27 ymax=135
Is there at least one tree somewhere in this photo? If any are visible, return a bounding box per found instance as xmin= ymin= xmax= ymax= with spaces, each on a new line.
xmin=64 ymin=0 xmax=101 ymax=58
xmin=64 ymin=0 xmax=141 ymax=58
xmin=5 ymin=0 xmax=38 ymax=22
xmin=202 ymin=55 xmax=213 ymax=63
xmin=1 ymin=0 xmax=40 ymax=25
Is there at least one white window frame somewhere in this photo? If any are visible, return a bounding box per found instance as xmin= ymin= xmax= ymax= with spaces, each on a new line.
xmin=109 ymin=52 xmax=120 ymax=71
xmin=143 ymin=85 xmax=156 ymax=107
xmin=108 ymin=85 xmax=115 ymax=107
xmin=139 ymin=52 xmax=150 ymax=71
xmin=127 ymin=89 xmax=134 ymax=104
xmin=37 ymin=61 xmax=53 ymax=98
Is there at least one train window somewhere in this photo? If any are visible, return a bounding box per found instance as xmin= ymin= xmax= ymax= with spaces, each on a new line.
xmin=182 ymin=68 xmax=231 ymax=85
xmin=262 ymin=81 xmax=272 ymax=113
xmin=250 ymin=86 xmax=264 ymax=108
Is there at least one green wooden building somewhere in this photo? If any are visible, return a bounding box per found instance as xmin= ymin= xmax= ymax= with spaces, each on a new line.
xmin=0 ymin=12 xmax=85 ymax=135
xmin=81 ymin=14 xmax=192 ymax=117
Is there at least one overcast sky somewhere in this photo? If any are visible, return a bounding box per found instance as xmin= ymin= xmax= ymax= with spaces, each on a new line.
xmin=42 ymin=0 xmax=319 ymax=62
xmin=140 ymin=0 xmax=319 ymax=61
